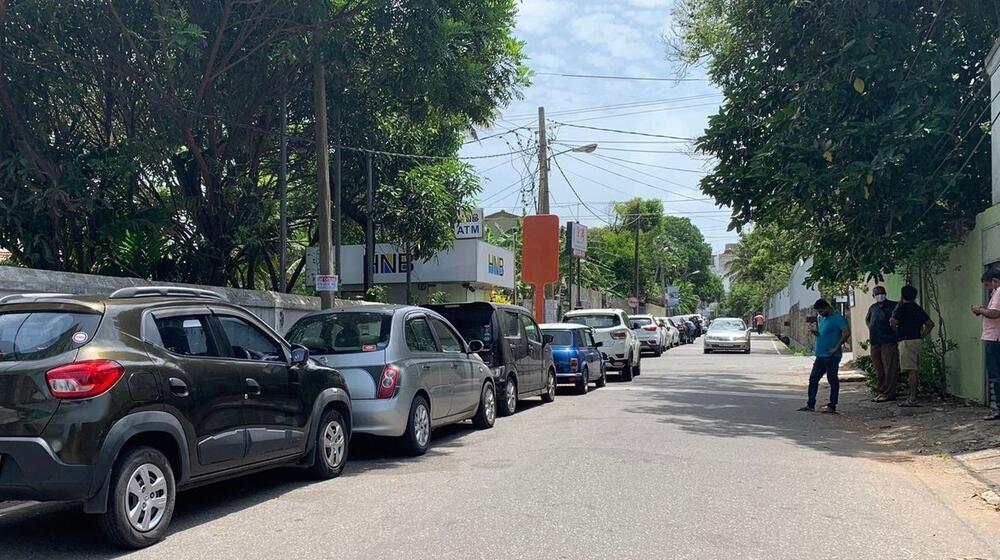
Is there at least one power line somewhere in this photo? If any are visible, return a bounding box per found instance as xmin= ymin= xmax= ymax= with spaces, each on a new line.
xmin=535 ymin=72 xmax=711 ymax=82
xmin=551 ymin=155 xmax=614 ymax=225
xmin=502 ymin=94 xmax=721 ymax=120
xmin=553 ymin=147 xmax=709 ymax=174
xmin=549 ymin=121 xmax=696 ymax=140
xmin=552 ymin=103 xmax=720 ymax=124
xmin=591 ymin=153 xmax=712 ymax=188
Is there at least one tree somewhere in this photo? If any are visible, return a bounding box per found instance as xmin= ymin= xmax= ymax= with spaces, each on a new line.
xmin=674 ymin=0 xmax=996 ymax=285
xmin=0 ymin=0 xmax=527 ymax=291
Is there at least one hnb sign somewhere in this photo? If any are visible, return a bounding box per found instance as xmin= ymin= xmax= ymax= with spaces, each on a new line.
xmin=368 ymin=252 xmax=412 ymax=274
xmin=488 ymin=254 xmax=504 ymax=276
xmin=455 ymin=208 xmax=484 ymax=239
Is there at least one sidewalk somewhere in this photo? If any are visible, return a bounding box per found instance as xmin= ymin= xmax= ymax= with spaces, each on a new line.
xmin=785 ymin=342 xmax=1000 ymax=509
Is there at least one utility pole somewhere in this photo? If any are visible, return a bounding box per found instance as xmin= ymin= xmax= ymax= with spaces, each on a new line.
xmin=333 ymin=107 xmax=342 ymax=281
xmin=633 ymin=215 xmax=641 ymax=313
xmin=278 ymin=87 xmax=288 ymax=293
xmin=364 ymin=152 xmax=375 ymax=294
xmin=576 ymin=256 xmax=582 ymax=309
xmin=537 ymin=107 xmax=548 ymax=214
xmin=312 ymin=31 xmax=334 ymax=310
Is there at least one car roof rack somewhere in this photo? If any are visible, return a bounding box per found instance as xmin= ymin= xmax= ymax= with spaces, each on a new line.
xmin=0 ymin=293 xmax=76 ymax=304
xmin=109 ymin=287 xmax=226 ymax=301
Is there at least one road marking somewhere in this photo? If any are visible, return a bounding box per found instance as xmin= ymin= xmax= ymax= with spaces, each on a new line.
xmin=604 ymin=386 xmax=802 ymax=400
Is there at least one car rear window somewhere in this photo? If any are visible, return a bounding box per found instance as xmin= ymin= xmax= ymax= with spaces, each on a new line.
xmin=287 ymin=312 xmax=392 ymax=354
xmin=0 ymin=311 xmax=102 ymax=361
xmin=437 ymin=314 xmax=494 ymax=345
xmin=564 ymin=314 xmax=619 ymax=328
xmin=631 ymin=317 xmax=654 ymax=327
xmin=542 ymin=330 xmax=574 ymax=346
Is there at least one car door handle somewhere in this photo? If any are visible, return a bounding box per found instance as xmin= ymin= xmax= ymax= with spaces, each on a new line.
xmin=168 ymin=377 xmax=189 ymax=397
xmin=422 ymin=365 xmax=433 ymax=370
xmin=245 ymin=378 xmax=262 ymax=396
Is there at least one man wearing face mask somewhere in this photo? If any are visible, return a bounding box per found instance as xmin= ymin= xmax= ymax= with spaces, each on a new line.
xmin=972 ymin=268 xmax=1000 ymax=421
xmin=866 ymin=286 xmax=899 ymax=402
xmin=798 ymin=299 xmax=851 ymax=413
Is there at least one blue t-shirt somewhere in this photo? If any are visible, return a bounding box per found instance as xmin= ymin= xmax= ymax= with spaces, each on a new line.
xmin=815 ymin=313 xmax=848 ymax=358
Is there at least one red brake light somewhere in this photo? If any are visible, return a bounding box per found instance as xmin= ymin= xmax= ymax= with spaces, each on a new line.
xmin=377 ymin=364 xmax=401 ymax=399
xmin=643 ymin=325 xmax=658 ymax=331
xmin=611 ymin=330 xmax=627 ymax=340
xmin=46 ymin=360 xmax=125 ymax=399
xmin=570 ymin=358 xmax=579 ymax=372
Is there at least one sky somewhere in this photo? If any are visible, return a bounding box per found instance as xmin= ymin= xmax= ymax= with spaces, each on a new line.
xmin=458 ymin=0 xmax=739 ymax=253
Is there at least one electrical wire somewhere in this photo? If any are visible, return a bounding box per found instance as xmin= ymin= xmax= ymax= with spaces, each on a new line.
xmin=501 ymin=94 xmax=722 ymax=121
xmin=549 ymin=121 xmax=697 ymax=140
xmin=551 ymin=103 xmax=720 ymax=124
xmin=535 ymin=72 xmax=711 ymax=82
xmin=550 ymin=155 xmax=614 ymax=225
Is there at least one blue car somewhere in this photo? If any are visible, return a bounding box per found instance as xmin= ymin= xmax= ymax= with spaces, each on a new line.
xmin=539 ymin=323 xmax=607 ymax=394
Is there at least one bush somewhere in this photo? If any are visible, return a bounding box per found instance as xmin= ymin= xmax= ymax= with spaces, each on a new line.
xmin=856 ymin=340 xmax=948 ymax=397
xmin=365 ymin=285 xmax=387 ymax=303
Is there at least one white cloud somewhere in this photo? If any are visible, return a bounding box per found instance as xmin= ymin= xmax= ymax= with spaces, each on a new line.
xmin=569 ymin=12 xmax=658 ymax=60
xmin=516 ymin=0 xmax=573 ymax=35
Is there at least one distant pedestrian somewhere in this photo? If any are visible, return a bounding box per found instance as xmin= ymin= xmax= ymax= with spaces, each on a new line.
xmin=753 ymin=312 xmax=765 ymax=335
xmin=866 ymin=286 xmax=899 ymax=403
xmin=799 ymin=299 xmax=850 ymax=414
xmin=685 ymin=319 xmax=696 ymax=341
xmin=890 ymin=285 xmax=934 ymax=408
xmin=972 ymin=269 xmax=1000 ymax=421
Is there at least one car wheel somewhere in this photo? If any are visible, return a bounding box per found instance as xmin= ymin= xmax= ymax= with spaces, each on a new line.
xmin=541 ymin=369 xmax=556 ymax=403
xmin=498 ymin=376 xmax=518 ymax=416
xmin=472 ymin=381 xmax=497 ymax=429
xmin=621 ymin=358 xmax=633 ymax=382
xmin=576 ymin=368 xmax=589 ymax=395
xmin=311 ymin=408 xmax=348 ymax=479
xmin=402 ymin=395 xmax=432 ymax=456
xmin=654 ymin=348 xmax=663 ymax=357
xmin=98 ymin=446 xmax=176 ymax=549
xmin=744 ymin=346 xmax=752 ymax=354
xmin=595 ymin=369 xmax=607 ymax=388
xmin=704 ymin=349 xmax=712 ymax=354
xmin=633 ymin=358 xmax=641 ymax=376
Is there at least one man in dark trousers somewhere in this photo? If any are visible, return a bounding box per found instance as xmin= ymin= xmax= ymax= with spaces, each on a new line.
xmin=798 ymin=299 xmax=850 ymax=413
xmin=866 ymin=285 xmax=899 ymax=402
xmin=890 ymin=285 xmax=935 ymax=408
xmin=972 ymin=268 xmax=1000 ymax=421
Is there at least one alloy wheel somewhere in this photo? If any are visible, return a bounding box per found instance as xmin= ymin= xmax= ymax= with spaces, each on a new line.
xmin=485 ymin=385 xmax=496 ymax=424
xmin=414 ymin=403 xmax=431 ymax=448
xmin=322 ymin=419 xmax=346 ymax=468
xmin=505 ymin=381 xmax=517 ymax=413
xmin=124 ymin=464 xmax=168 ymax=533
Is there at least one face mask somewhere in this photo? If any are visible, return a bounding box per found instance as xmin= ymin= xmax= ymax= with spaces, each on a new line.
xmin=874 ymin=294 xmax=887 ymax=303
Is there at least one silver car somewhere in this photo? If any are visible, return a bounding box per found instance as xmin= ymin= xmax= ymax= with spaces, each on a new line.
xmin=703 ymin=317 xmax=752 ymax=354
xmin=286 ymin=305 xmax=497 ymax=455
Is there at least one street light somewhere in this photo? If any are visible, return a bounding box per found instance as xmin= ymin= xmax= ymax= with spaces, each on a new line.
xmin=550 ymin=143 xmax=598 ymax=157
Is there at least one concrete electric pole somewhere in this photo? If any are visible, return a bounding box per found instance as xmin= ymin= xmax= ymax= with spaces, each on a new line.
xmin=312 ymin=32 xmax=334 ymax=310
xmin=537 ymin=106 xmax=548 ymax=214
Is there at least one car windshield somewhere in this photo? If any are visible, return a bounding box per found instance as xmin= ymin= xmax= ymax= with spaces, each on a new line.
xmin=541 ymin=329 xmax=574 ymax=346
xmin=564 ymin=314 xmax=619 ymax=328
xmin=710 ymin=319 xmax=747 ymax=332
xmin=286 ymin=312 xmax=392 ymax=354
xmin=0 ymin=311 xmax=102 ymax=361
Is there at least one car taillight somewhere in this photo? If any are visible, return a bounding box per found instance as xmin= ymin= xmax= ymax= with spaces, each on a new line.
xmin=46 ymin=360 xmax=125 ymax=399
xmin=611 ymin=330 xmax=627 ymax=340
xmin=570 ymin=358 xmax=579 ymax=372
xmin=377 ymin=364 xmax=401 ymax=399
xmin=643 ymin=325 xmax=658 ymax=331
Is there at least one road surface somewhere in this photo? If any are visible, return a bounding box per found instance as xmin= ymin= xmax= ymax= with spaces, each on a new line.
xmin=2 ymin=334 xmax=998 ymax=559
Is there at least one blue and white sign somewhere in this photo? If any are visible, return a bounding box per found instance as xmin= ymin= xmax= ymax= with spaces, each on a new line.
xmin=455 ymin=208 xmax=484 ymax=239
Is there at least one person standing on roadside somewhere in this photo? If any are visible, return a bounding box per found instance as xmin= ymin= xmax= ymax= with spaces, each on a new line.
xmin=972 ymin=269 xmax=1000 ymax=421
xmin=866 ymin=286 xmax=899 ymax=403
xmin=798 ymin=299 xmax=851 ymax=414
xmin=753 ymin=312 xmax=766 ymax=335
xmin=890 ymin=285 xmax=935 ymax=408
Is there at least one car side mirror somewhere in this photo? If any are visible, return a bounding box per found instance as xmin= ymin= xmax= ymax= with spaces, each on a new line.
xmin=542 ymin=334 xmax=553 ymax=346
xmin=594 ymin=341 xmax=604 ymax=348
xmin=468 ymin=339 xmax=485 ymax=353
xmin=291 ymin=344 xmax=309 ymax=365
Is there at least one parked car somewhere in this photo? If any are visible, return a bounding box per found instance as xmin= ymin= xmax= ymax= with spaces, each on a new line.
xmin=656 ymin=317 xmax=680 ymax=348
xmin=0 ymin=287 xmax=351 ymax=549
xmin=562 ymin=308 xmax=640 ymax=381
xmin=424 ymin=302 xmax=556 ymax=416
xmin=703 ymin=317 xmax=752 ymax=354
xmin=539 ymin=323 xmax=606 ymax=394
xmin=629 ymin=314 xmax=666 ymax=357
xmin=287 ymin=305 xmax=497 ymax=456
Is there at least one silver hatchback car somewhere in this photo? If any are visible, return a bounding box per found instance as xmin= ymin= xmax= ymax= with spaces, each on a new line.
xmin=286 ymin=305 xmax=497 ymax=455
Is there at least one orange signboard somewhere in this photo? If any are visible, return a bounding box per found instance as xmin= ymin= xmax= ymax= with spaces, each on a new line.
xmin=522 ymin=215 xmax=560 ymax=321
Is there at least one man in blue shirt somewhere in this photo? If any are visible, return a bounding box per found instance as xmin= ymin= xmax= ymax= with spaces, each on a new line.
xmin=798 ymin=298 xmax=851 ymax=413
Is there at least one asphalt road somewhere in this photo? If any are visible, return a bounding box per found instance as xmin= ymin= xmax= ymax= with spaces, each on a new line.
xmin=2 ymin=334 xmax=999 ymax=559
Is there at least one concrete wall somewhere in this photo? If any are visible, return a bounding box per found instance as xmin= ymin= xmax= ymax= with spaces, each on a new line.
xmin=0 ymin=267 xmax=348 ymax=336
xmin=764 ymin=258 xmax=822 ymax=350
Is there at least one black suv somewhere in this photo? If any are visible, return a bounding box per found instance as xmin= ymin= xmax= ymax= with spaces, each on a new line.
xmin=0 ymin=287 xmax=352 ymax=549
xmin=425 ymin=302 xmax=556 ymax=416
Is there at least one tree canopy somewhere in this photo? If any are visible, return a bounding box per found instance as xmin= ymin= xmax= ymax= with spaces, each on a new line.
xmin=674 ymin=0 xmax=996 ymax=285
xmin=0 ymin=0 xmax=527 ymax=289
